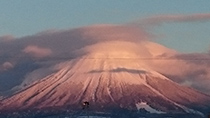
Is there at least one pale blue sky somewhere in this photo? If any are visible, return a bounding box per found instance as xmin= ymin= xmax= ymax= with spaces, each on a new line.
xmin=0 ymin=0 xmax=210 ymax=52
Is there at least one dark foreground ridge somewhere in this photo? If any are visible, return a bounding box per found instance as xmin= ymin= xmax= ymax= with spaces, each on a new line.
xmin=0 ymin=109 xmax=209 ymax=118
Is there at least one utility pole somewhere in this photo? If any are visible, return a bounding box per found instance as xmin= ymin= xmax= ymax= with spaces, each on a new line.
xmin=82 ymin=101 xmax=89 ymax=118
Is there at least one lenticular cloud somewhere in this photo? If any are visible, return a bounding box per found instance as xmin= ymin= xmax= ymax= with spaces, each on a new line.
xmin=0 ymin=18 xmax=210 ymax=96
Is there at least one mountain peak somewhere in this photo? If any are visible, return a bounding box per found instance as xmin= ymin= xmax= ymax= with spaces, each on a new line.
xmin=0 ymin=25 xmax=209 ymax=117
xmin=1 ymin=56 xmax=210 ymax=115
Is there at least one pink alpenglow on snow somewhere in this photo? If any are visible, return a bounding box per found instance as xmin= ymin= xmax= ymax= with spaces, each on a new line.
xmin=0 ymin=23 xmax=210 ymax=116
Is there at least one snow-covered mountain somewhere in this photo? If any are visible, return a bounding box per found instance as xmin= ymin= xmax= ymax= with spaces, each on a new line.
xmin=0 ymin=25 xmax=210 ymax=117
xmin=1 ymin=39 xmax=210 ymax=116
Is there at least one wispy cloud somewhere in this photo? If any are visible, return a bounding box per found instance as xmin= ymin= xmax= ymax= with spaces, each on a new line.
xmin=0 ymin=35 xmax=14 ymax=42
xmin=0 ymin=62 xmax=14 ymax=71
xmin=131 ymin=13 xmax=210 ymax=26
xmin=149 ymin=52 xmax=210 ymax=93
xmin=22 ymin=45 xmax=52 ymax=58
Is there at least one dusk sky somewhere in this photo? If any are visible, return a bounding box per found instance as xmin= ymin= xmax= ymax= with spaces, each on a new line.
xmin=0 ymin=0 xmax=210 ymax=53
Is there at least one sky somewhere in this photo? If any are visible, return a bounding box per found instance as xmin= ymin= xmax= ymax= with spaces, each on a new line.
xmin=0 ymin=0 xmax=210 ymax=52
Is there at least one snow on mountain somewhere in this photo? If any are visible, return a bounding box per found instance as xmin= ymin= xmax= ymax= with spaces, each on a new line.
xmin=136 ymin=102 xmax=166 ymax=114
xmin=0 ymin=39 xmax=210 ymax=116
xmin=0 ymin=25 xmax=210 ymax=118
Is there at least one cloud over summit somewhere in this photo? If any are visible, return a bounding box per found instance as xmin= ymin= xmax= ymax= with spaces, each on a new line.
xmin=0 ymin=14 xmax=210 ymax=95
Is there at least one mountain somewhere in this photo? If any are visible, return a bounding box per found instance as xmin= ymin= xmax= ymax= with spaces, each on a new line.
xmin=0 ymin=25 xmax=210 ymax=117
xmin=0 ymin=39 xmax=210 ymax=118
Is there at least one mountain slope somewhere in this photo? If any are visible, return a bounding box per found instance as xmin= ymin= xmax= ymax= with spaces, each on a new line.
xmin=0 ymin=40 xmax=210 ymax=115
